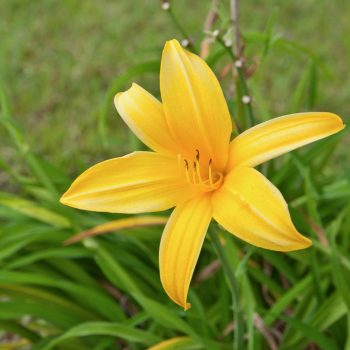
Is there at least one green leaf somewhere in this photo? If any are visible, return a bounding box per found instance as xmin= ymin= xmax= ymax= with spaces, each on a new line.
xmin=0 ymin=271 xmax=125 ymax=321
xmin=95 ymin=243 xmax=142 ymax=294
xmin=0 ymin=320 xmax=40 ymax=342
xmin=132 ymin=293 xmax=197 ymax=337
xmin=40 ymin=322 xmax=160 ymax=350
xmin=329 ymin=211 xmax=350 ymax=311
xmin=0 ymin=193 xmax=71 ymax=228
xmin=280 ymin=314 xmax=339 ymax=350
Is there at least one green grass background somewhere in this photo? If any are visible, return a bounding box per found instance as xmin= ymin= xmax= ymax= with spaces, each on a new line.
xmin=1 ymin=0 xmax=349 ymax=168
xmin=1 ymin=1 xmax=350 ymax=349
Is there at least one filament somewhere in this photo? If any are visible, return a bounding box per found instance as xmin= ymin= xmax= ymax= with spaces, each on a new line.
xmin=192 ymin=163 xmax=198 ymax=185
xmin=208 ymin=159 xmax=213 ymax=186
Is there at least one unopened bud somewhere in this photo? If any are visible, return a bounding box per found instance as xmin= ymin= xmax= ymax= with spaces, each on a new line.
xmin=161 ymin=2 xmax=170 ymax=10
xmin=235 ymin=60 xmax=243 ymax=68
xmin=242 ymin=95 xmax=251 ymax=104
xmin=212 ymin=29 xmax=220 ymax=38
xmin=224 ymin=38 xmax=232 ymax=47
xmin=181 ymin=39 xmax=190 ymax=48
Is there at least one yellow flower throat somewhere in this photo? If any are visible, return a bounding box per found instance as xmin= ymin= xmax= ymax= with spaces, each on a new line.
xmin=179 ymin=149 xmax=224 ymax=192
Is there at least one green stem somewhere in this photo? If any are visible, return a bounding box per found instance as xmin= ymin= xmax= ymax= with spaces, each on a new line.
xmin=166 ymin=6 xmax=198 ymax=53
xmin=216 ymin=37 xmax=254 ymax=130
xmin=236 ymin=67 xmax=255 ymax=127
xmin=209 ymin=228 xmax=244 ymax=350
xmin=168 ymin=9 xmax=189 ymax=40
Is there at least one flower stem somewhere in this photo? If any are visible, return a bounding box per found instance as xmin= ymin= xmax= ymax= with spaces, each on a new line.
xmin=168 ymin=9 xmax=189 ymax=41
xmin=164 ymin=3 xmax=198 ymax=53
xmin=209 ymin=228 xmax=244 ymax=350
xmin=230 ymin=0 xmax=241 ymax=58
xmin=226 ymin=0 xmax=255 ymax=129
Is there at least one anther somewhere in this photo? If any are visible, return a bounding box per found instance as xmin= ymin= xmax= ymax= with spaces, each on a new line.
xmin=195 ymin=149 xmax=200 ymax=161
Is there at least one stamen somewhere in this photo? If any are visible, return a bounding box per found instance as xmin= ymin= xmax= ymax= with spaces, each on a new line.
xmin=208 ymin=159 xmax=213 ymax=186
xmin=195 ymin=159 xmax=203 ymax=184
xmin=177 ymin=154 xmax=181 ymax=168
xmin=181 ymin=152 xmax=223 ymax=192
xmin=195 ymin=149 xmax=200 ymax=161
xmin=192 ymin=162 xmax=198 ymax=185
xmin=184 ymin=160 xmax=191 ymax=184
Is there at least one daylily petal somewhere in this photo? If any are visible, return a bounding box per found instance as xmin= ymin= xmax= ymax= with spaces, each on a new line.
xmin=148 ymin=337 xmax=194 ymax=350
xmin=114 ymin=83 xmax=178 ymax=154
xmin=212 ymin=167 xmax=311 ymax=251
xmin=227 ymin=112 xmax=345 ymax=169
xmin=159 ymin=194 xmax=212 ymax=309
xmin=160 ymin=39 xmax=233 ymax=171
xmin=60 ymin=152 xmax=197 ymax=213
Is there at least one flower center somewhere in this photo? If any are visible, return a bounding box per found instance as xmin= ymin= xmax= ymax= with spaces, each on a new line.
xmin=179 ymin=149 xmax=224 ymax=192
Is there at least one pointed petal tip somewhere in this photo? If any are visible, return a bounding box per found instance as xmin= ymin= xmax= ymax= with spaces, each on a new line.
xmin=278 ymin=234 xmax=312 ymax=252
xmin=59 ymin=190 xmax=75 ymax=208
xmin=114 ymin=83 xmax=139 ymax=108
xmin=166 ymin=293 xmax=191 ymax=311
xmin=113 ymin=91 xmax=122 ymax=106
xmin=323 ymin=112 xmax=346 ymax=130
xmin=165 ymin=38 xmax=180 ymax=47
xmin=159 ymin=196 xmax=212 ymax=310
xmin=184 ymin=302 xmax=191 ymax=311
xmin=163 ymin=39 xmax=182 ymax=55
xmin=59 ymin=196 xmax=66 ymax=206
xmin=298 ymin=235 xmax=313 ymax=249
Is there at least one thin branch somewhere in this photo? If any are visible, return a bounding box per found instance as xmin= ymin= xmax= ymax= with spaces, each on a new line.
xmin=230 ymin=0 xmax=241 ymax=58
xmin=209 ymin=228 xmax=244 ymax=350
xmin=200 ymin=0 xmax=220 ymax=58
xmin=227 ymin=0 xmax=255 ymax=128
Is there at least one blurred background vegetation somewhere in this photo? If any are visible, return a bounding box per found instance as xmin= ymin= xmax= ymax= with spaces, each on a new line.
xmin=1 ymin=0 xmax=349 ymax=168
xmin=0 ymin=0 xmax=349 ymax=349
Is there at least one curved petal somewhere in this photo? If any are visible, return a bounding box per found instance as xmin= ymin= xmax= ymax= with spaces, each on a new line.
xmin=65 ymin=216 xmax=168 ymax=245
xmin=60 ymin=152 xmax=197 ymax=214
xmin=227 ymin=112 xmax=345 ymax=169
xmin=114 ymin=83 xmax=178 ymax=154
xmin=160 ymin=39 xmax=233 ymax=171
xmin=212 ymin=167 xmax=311 ymax=251
xmin=148 ymin=337 xmax=193 ymax=350
xmin=159 ymin=194 xmax=212 ymax=310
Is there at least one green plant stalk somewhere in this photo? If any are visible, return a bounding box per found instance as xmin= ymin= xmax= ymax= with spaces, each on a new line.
xmin=230 ymin=0 xmax=255 ymax=129
xmin=166 ymin=6 xmax=198 ymax=53
xmin=209 ymin=228 xmax=244 ymax=350
xmin=0 ymin=87 xmax=59 ymax=198
xmin=236 ymin=67 xmax=254 ymax=127
xmin=216 ymin=37 xmax=254 ymax=130
xmin=168 ymin=9 xmax=189 ymax=40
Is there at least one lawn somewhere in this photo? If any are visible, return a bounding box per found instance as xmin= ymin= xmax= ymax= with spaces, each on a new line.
xmin=0 ymin=1 xmax=349 ymax=349
xmin=1 ymin=0 xmax=349 ymax=167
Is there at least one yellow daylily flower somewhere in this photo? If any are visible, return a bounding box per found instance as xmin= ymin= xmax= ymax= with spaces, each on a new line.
xmin=60 ymin=39 xmax=345 ymax=310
